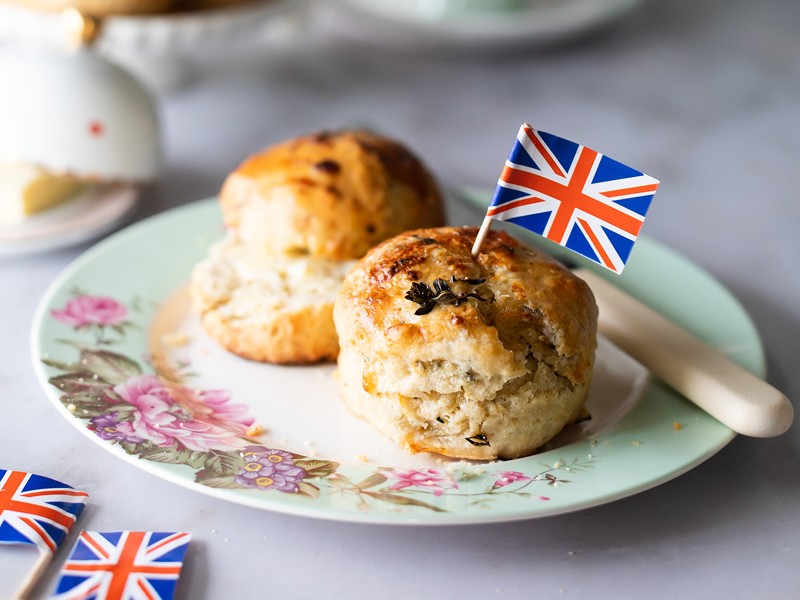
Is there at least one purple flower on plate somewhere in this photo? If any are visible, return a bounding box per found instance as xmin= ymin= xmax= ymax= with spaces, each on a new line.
xmin=234 ymin=447 xmax=307 ymax=493
xmin=51 ymin=295 xmax=128 ymax=328
xmin=89 ymin=411 xmax=145 ymax=444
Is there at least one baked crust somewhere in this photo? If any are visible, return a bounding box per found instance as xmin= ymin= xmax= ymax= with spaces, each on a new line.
xmin=333 ymin=226 xmax=598 ymax=459
xmin=219 ymin=129 xmax=446 ymax=260
xmin=191 ymin=129 xmax=445 ymax=364
xmin=198 ymin=300 xmax=338 ymax=365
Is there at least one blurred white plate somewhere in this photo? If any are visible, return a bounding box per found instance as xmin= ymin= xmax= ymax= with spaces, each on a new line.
xmin=0 ymin=184 xmax=138 ymax=256
xmin=325 ymin=0 xmax=644 ymax=51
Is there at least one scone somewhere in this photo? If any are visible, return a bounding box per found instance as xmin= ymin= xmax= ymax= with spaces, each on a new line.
xmin=219 ymin=129 xmax=446 ymax=259
xmin=190 ymin=236 xmax=354 ymax=364
xmin=333 ymin=226 xmax=598 ymax=460
xmin=191 ymin=129 xmax=446 ymax=364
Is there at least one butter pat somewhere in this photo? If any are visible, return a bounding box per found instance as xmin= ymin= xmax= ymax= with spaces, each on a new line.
xmin=0 ymin=164 xmax=86 ymax=223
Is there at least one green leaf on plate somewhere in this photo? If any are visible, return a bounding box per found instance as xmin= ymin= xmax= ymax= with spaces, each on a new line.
xmin=139 ymin=445 xmax=207 ymax=469
xmin=41 ymin=357 xmax=84 ymax=373
xmin=79 ymin=349 xmax=142 ymax=384
xmin=118 ymin=441 xmax=147 ymax=455
xmin=49 ymin=372 xmax=112 ymax=395
xmin=59 ymin=392 xmax=111 ymax=417
xmin=297 ymin=481 xmax=321 ymax=498
xmin=203 ymin=450 xmax=244 ymax=476
xmin=355 ymin=472 xmax=388 ymax=490
xmin=363 ymin=491 xmax=447 ymax=513
xmin=195 ymin=470 xmax=240 ymax=489
xmin=294 ymin=459 xmax=339 ymax=478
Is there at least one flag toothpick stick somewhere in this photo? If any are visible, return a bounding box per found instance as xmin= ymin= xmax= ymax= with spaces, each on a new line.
xmin=13 ymin=549 xmax=51 ymax=600
xmin=471 ymin=215 xmax=493 ymax=256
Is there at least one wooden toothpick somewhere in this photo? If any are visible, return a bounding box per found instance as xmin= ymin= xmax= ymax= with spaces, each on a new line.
xmin=12 ymin=548 xmax=51 ymax=600
xmin=471 ymin=215 xmax=493 ymax=257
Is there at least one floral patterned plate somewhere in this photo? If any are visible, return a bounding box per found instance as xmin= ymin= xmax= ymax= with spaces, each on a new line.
xmin=31 ymin=199 xmax=761 ymax=524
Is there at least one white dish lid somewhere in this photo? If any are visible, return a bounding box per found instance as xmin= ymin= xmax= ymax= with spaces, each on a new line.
xmin=0 ymin=46 xmax=160 ymax=181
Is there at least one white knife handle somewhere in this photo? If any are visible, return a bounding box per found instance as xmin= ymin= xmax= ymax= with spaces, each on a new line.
xmin=576 ymin=268 xmax=793 ymax=437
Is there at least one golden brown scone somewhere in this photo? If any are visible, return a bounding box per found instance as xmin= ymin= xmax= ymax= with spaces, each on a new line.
xmin=333 ymin=226 xmax=598 ymax=460
xmin=191 ymin=129 xmax=445 ymax=364
xmin=219 ymin=129 xmax=446 ymax=260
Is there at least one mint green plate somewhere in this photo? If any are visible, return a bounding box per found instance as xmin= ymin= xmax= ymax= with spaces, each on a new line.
xmin=31 ymin=199 xmax=761 ymax=525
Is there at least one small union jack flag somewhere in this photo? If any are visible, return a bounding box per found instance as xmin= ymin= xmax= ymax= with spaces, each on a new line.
xmin=486 ymin=123 xmax=659 ymax=273
xmin=52 ymin=530 xmax=191 ymax=600
xmin=0 ymin=469 xmax=87 ymax=555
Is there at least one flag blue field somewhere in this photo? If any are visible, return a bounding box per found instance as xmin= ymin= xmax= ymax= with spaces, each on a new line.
xmin=486 ymin=124 xmax=659 ymax=273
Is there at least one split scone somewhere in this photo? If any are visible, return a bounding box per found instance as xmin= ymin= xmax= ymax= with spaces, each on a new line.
xmin=190 ymin=129 xmax=445 ymax=364
xmin=190 ymin=236 xmax=355 ymax=364
xmin=333 ymin=226 xmax=598 ymax=460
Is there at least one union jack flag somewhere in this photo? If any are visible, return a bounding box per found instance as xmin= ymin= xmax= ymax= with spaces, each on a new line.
xmin=0 ymin=469 xmax=87 ymax=555
xmin=486 ymin=123 xmax=659 ymax=273
xmin=52 ymin=530 xmax=191 ymax=600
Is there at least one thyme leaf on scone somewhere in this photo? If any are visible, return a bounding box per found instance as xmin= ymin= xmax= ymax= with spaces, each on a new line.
xmin=405 ymin=277 xmax=488 ymax=316
xmin=465 ymin=434 xmax=490 ymax=447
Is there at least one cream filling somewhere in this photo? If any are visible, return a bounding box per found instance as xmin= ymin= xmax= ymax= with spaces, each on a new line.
xmin=191 ymin=235 xmax=356 ymax=322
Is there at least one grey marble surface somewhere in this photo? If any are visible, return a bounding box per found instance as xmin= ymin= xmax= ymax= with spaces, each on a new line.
xmin=2 ymin=0 xmax=799 ymax=597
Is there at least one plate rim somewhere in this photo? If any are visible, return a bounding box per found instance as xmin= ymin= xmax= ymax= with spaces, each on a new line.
xmin=30 ymin=198 xmax=757 ymax=525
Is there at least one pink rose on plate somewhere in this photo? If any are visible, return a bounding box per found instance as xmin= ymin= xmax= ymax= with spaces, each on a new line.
xmin=111 ymin=374 xmax=253 ymax=452
xmin=379 ymin=468 xmax=458 ymax=497
xmin=52 ymin=295 xmax=128 ymax=328
xmin=168 ymin=385 xmax=254 ymax=434
xmin=493 ymin=470 xmax=532 ymax=488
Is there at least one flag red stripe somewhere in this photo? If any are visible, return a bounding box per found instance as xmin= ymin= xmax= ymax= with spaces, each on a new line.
xmin=64 ymin=564 xmax=181 ymax=575
xmin=501 ymin=155 xmax=644 ymax=242
xmin=524 ymin=127 xmax=565 ymax=177
xmin=544 ymin=147 xmax=597 ymax=243
xmin=138 ymin=577 xmax=157 ymax=600
xmin=0 ymin=471 xmax=76 ymax=530
xmin=66 ymin=532 xmax=181 ymax=599
xmin=81 ymin=530 xmax=110 ymax=560
xmin=146 ymin=532 xmax=188 ymax=555
xmin=600 ymin=184 xmax=658 ymax=198
xmin=486 ymin=196 xmax=545 ymax=217
xmin=577 ymin=218 xmax=615 ymax=270
xmin=19 ymin=516 xmax=56 ymax=553
xmin=106 ymin=531 xmax=144 ymax=600
xmin=23 ymin=489 xmax=88 ymax=498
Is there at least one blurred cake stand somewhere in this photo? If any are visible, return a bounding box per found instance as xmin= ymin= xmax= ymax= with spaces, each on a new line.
xmin=0 ymin=0 xmax=304 ymax=91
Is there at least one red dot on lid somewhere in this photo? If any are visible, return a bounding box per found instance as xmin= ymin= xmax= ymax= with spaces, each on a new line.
xmin=88 ymin=121 xmax=104 ymax=137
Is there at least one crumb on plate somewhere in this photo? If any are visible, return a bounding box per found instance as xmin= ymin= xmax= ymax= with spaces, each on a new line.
xmin=246 ymin=424 xmax=266 ymax=437
xmin=161 ymin=332 xmax=189 ymax=347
